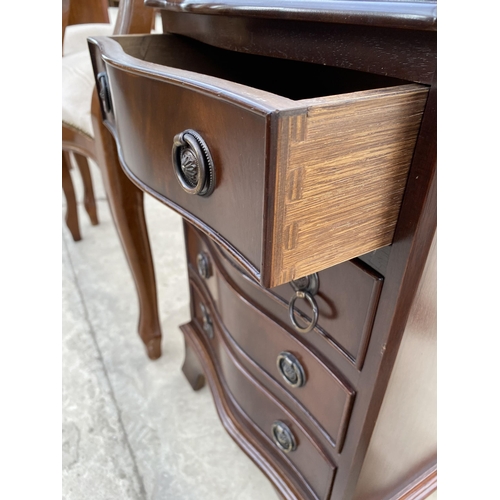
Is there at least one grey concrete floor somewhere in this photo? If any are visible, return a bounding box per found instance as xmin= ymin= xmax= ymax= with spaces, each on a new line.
xmin=62 ymin=158 xmax=277 ymax=500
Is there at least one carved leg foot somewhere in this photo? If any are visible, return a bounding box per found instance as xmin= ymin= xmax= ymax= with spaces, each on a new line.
xmin=92 ymin=90 xmax=162 ymax=360
xmin=182 ymin=332 xmax=206 ymax=391
xmin=62 ymin=151 xmax=81 ymax=241
xmin=74 ymin=153 xmax=99 ymax=226
xmin=141 ymin=318 xmax=162 ymax=360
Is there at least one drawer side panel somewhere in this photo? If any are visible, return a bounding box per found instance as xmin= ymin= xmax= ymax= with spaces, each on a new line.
xmin=270 ymin=85 xmax=428 ymax=286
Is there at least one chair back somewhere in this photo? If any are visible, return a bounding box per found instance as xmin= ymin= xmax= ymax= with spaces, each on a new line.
xmin=67 ymin=0 xmax=109 ymax=25
xmin=63 ymin=0 xmax=154 ymax=45
xmin=113 ymin=0 xmax=154 ymax=35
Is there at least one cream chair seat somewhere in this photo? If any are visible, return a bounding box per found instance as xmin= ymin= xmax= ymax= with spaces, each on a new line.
xmin=62 ymin=7 xmax=161 ymax=138
xmin=63 ymin=7 xmax=118 ymax=56
xmin=62 ymin=7 xmax=118 ymax=136
xmin=62 ymin=2 xmax=159 ymax=241
xmin=62 ymin=6 xmax=118 ymax=241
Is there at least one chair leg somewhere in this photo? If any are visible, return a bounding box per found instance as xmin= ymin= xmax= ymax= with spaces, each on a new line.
xmin=62 ymin=151 xmax=81 ymax=242
xmin=74 ymin=153 xmax=99 ymax=226
xmin=91 ymin=90 xmax=162 ymax=360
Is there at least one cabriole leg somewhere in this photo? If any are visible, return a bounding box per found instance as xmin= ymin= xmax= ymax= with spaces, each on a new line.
xmin=91 ymin=90 xmax=162 ymax=360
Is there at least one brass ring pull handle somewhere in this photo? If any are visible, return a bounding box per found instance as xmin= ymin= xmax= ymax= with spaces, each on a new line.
xmin=272 ymin=421 xmax=297 ymax=453
xmin=290 ymin=273 xmax=319 ymax=296
xmin=172 ymin=129 xmax=215 ymax=197
xmin=288 ymin=290 xmax=319 ymax=334
xmin=277 ymin=352 xmax=306 ymax=388
xmin=200 ymin=303 xmax=214 ymax=339
xmin=97 ymin=72 xmax=112 ymax=114
xmin=197 ymin=252 xmax=211 ymax=279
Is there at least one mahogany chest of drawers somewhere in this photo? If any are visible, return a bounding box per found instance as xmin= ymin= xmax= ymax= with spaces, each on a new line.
xmin=89 ymin=1 xmax=437 ymax=498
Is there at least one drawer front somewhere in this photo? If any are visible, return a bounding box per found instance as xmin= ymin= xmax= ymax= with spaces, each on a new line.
xmin=190 ymin=289 xmax=336 ymax=500
xmin=188 ymin=235 xmax=356 ymax=452
xmin=101 ymin=53 xmax=267 ymax=274
xmin=215 ymin=274 xmax=355 ymax=452
xmin=219 ymin=346 xmax=336 ymax=500
xmin=89 ymin=34 xmax=428 ymax=287
xmin=186 ymin=223 xmax=383 ymax=369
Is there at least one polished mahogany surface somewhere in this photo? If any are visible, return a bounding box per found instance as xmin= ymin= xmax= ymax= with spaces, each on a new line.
xmin=184 ymin=223 xmax=384 ymax=373
xmin=146 ymin=0 xmax=437 ymax=30
xmin=89 ymin=1 xmax=437 ymax=497
xmin=89 ymin=32 xmax=427 ymax=287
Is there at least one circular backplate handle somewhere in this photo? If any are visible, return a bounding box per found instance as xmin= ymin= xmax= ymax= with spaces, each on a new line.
xmin=277 ymin=352 xmax=306 ymax=388
xmin=290 ymin=273 xmax=319 ymax=295
xmin=172 ymin=129 xmax=215 ymax=197
xmin=200 ymin=302 xmax=214 ymax=339
xmin=197 ymin=252 xmax=211 ymax=279
xmin=271 ymin=421 xmax=297 ymax=453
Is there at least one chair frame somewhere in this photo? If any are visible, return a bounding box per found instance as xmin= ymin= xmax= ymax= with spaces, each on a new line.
xmin=62 ymin=0 xmax=110 ymax=240
xmin=63 ymin=0 xmax=163 ymax=359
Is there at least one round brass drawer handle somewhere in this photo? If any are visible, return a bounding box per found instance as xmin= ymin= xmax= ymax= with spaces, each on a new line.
xmin=197 ymin=252 xmax=211 ymax=279
xmin=288 ymin=290 xmax=319 ymax=334
xmin=172 ymin=129 xmax=215 ymax=197
xmin=277 ymin=352 xmax=306 ymax=388
xmin=290 ymin=273 xmax=319 ymax=295
xmin=97 ymin=72 xmax=112 ymax=114
xmin=200 ymin=302 xmax=214 ymax=339
xmin=272 ymin=421 xmax=297 ymax=453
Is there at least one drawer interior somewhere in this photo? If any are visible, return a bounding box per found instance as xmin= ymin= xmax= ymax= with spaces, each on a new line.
xmin=113 ymin=34 xmax=409 ymax=101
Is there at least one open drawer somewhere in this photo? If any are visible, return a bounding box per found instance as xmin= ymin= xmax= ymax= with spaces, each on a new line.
xmin=88 ymin=34 xmax=428 ymax=287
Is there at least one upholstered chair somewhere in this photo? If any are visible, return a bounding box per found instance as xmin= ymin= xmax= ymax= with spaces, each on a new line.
xmin=62 ymin=0 xmax=118 ymax=240
xmin=62 ymin=0 xmax=162 ymax=359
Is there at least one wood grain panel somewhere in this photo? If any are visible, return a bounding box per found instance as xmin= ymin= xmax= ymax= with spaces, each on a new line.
xmin=352 ymin=233 xmax=436 ymax=500
xmin=149 ymin=0 xmax=437 ymax=31
xmin=185 ymin=222 xmax=383 ymax=372
xmin=269 ymin=85 xmax=428 ymax=286
xmin=68 ymin=0 xmax=109 ymax=26
xmin=180 ymin=322 xmax=320 ymax=500
xmin=189 ymin=264 xmax=356 ymax=451
xmin=104 ymin=60 xmax=268 ymax=273
xmin=159 ymin=12 xmax=437 ymax=84
xmin=218 ymin=344 xmax=336 ymax=500
xmin=91 ymin=35 xmax=428 ymax=288
xmin=188 ymin=286 xmax=337 ymax=500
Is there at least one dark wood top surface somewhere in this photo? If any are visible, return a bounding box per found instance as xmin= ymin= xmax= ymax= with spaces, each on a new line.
xmin=146 ymin=0 xmax=437 ymax=30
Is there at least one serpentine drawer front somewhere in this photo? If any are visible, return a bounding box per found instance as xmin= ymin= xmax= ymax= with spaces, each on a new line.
xmin=89 ymin=33 xmax=428 ymax=287
xmin=190 ymin=263 xmax=356 ymax=453
xmin=189 ymin=284 xmax=337 ymax=500
xmin=185 ymin=223 xmax=383 ymax=371
xmin=218 ymin=344 xmax=337 ymax=500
